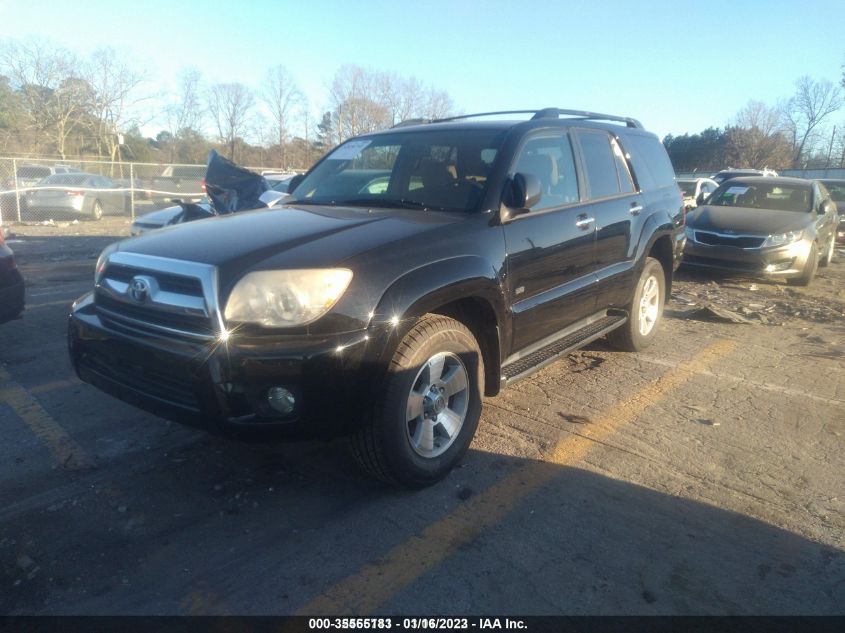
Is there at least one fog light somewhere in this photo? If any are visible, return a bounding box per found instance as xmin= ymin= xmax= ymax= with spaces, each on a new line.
xmin=266 ymin=387 xmax=295 ymax=415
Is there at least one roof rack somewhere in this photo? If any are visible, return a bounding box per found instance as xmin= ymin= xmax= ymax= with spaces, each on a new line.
xmin=433 ymin=108 xmax=643 ymax=129
xmin=391 ymin=118 xmax=431 ymax=128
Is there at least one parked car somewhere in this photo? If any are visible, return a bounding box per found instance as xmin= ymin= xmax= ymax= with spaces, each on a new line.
xmin=711 ymin=168 xmax=777 ymax=184
xmin=69 ymin=107 xmax=684 ymax=487
xmin=682 ymin=177 xmax=838 ymax=285
xmin=130 ymin=151 xmax=274 ymax=236
xmin=817 ymin=179 xmax=844 ymax=242
xmin=2 ymin=164 xmax=82 ymax=221
xmin=677 ymin=177 xmax=718 ymax=210
xmin=148 ymin=165 xmax=206 ymax=206
xmin=24 ymin=173 xmax=128 ymax=220
xmin=0 ymin=229 xmax=25 ymax=324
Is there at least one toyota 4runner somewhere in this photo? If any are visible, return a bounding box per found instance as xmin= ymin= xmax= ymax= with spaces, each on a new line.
xmin=69 ymin=108 xmax=684 ymax=487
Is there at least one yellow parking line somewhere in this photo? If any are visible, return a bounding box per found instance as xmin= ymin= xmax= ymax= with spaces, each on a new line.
xmin=0 ymin=367 xmax=95 ymax=471
xmin=297 ymin=339 xmax=737 ymax=615
xmin=29 ymin=378 xmax=82 ymax=395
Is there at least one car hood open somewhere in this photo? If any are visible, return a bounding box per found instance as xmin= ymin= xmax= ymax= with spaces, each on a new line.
xmin=687 ymin=205 xmax=812 ymax=235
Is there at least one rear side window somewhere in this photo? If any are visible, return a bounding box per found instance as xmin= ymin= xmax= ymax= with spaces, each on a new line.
xmin=578 ymin=130 xmax=626 ymax=199
xmin=625 ymin=134 xmax=676 ymax=189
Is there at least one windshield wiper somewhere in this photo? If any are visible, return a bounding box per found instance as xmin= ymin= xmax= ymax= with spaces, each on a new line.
xmin=333 ymin=198 xmax=451 ymax=211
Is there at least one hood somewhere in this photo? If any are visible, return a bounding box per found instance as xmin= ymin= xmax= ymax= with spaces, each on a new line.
xmin=118 ymin=204 xmax=463 ymax=288
xmin=687 ymin=205 xmax=813 ymax=235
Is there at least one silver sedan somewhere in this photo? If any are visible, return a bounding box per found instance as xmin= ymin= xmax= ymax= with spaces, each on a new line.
xmin=24 ymin=173 xmax=128 ymax=220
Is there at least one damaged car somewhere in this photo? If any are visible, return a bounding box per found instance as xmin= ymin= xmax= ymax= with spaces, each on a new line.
xmin=682 ymin=177 xmax=838 ymax=285
xmin=130 ymin=151 xmax=283 ymax=236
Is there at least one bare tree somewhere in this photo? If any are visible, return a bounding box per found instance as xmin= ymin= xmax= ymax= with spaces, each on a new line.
xmin=0 ymin=39 xmax=90 ymax=158
xmin=422 ymin=87 xmax=454 ymax=120
xmin=206 ymin=82 xmax=255 ymax=161
xmin=86 ymin=47 xmax=146 ymax=167
xmin=169 ymin=68 xmax=202 ymax=136
xmin=261 ymin=65 xmax=302 ymax=168
xmin=329 ymin=65 xmax=390 ymax=143
xmin=725 ymin=100 xmax=792 ymax=169
xmin=780 ymin=76 xmax=842 ymax=167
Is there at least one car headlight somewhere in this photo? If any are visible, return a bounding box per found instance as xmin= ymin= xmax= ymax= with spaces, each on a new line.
xmin=95 ymin=242 xmax=119 ymax=282
xmin=762 ymin=230 xmax=802 ymax=248
xmin=683 ymin=225 xmax=696 ymax=241
xmin=224 ymin=269 xmax=353 ymax=327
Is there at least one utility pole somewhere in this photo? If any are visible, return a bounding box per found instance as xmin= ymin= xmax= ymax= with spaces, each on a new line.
xmin=826 ymin=126 xmax=836 ymax=168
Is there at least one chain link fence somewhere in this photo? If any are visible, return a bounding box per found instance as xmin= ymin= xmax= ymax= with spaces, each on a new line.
xmin=0 ymin=157 xmax=284 ymax=224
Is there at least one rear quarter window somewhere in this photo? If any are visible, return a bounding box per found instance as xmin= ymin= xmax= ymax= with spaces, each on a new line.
xmin=623 ymin=133 xmax=677 ymax=191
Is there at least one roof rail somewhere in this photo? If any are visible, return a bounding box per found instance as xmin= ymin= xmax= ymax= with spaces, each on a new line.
xmin=434 ymin=108 xmax=643 ymax=129
xmin=391 ymin=118 xmax=431 ymax=128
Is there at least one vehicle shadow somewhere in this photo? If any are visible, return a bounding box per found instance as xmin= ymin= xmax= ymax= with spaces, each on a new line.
xmin=0 ymin=434 xmax=841 ymax=615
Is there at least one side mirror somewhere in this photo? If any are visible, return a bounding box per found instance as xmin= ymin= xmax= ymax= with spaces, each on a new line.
xmin=502 ymin=173 xmax=543 ymax=218
xmin=696 ymin=192 xmax=708 ymax=206
xmin=287 ymin=174 xmax=304 ymax=194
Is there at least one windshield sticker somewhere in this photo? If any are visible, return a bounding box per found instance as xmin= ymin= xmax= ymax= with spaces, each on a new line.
xmin=725 ymin=186 xmax=749 ymax=196
xmin=327 ymin=140 xmax=372 ymax=160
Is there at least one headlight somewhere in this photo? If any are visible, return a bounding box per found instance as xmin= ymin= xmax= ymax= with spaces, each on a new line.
xmin=224 ymin=269 xmax=353 ymax=327
xmin=762 ymin=230 xmax=802 ymax=248
xmin=683 ymin=225 xmax=696 ymax=241
xmin=94 ymin=242 xmax=119 ymax=282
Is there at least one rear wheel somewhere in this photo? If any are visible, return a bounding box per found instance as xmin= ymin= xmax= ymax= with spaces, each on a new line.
xmin=350 ymin=314 xmax=483 ymax=488
xmin=90 ymin=199 xmax=103 ymax=221
xmin=788 ymin=243 xmax=818 ymax=286
xmin=819 ymin=235 xmax=835 ymax=267
xmin=607 ymin=257 xmax=665 ymax=352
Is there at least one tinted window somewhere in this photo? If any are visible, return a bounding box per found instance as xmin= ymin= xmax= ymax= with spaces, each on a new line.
xmin=626 ymin=134 xmax=676 ymax=188
xmin=41 ymin=174 xmax=89 ymax=186
xmin=820 ymin=181 xmax=845 ymax=202
xmin=18 ymin=166 xmax=51 ymax=179
xmin=578 ymin=130 xmax=621 ymax=199
xmin=510 ymin=131 xmax=579 ymax=211
xmin=611 ymin=138 xmax=635 ymax=193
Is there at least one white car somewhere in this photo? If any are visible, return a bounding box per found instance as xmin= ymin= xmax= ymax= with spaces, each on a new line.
xmin=677 ymin=177 xmax=718 ymax=210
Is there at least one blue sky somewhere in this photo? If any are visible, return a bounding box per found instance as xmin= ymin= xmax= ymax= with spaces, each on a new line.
xmin=1 ymin=0 xmax=843 ymax=139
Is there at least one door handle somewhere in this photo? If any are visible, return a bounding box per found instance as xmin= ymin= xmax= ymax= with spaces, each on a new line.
xmin=629 ymin=203 xmax=643 ymax=216
xmin=575 ymin=215 xmax=595 ymax=229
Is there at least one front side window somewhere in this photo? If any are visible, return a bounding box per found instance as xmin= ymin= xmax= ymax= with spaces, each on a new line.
xmin=509 ymin=131 xmax=579 ymax=211
xmin=290 ymin=129 xmax=507 ymax=213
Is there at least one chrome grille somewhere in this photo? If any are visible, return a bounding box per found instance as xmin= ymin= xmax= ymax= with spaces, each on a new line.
xmin=94 ymin=253 xmax=220 ymax=342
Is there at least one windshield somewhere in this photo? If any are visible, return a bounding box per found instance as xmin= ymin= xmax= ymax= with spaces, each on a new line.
xmin=820 ymin=181 xmax=845 ymax=202
xmin=678 ymin=180 xmax=697 ymax=196
xmin=709 ymin=182 xmax=812 ymax=212
xmin=288 ymin=128 xmax=507 ymax=212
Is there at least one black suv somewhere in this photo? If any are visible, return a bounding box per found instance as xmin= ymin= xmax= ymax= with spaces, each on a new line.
xmin=69 ymin=108 xmax=684 ymax=487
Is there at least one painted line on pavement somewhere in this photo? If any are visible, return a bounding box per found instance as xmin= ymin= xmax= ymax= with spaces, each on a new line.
xmin=296 ymin=339 xmax=737 ymax=615
xmin=0 ymin=367 xmax=95 ymax=471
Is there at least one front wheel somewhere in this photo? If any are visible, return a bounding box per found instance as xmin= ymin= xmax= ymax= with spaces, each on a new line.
xmin=788 ymin=243 xmax=818 ymax=286
xmin=607 ymin=257 xmax=665 ymax=352
xmin=350 ymin=314 xmax=483 ymax=488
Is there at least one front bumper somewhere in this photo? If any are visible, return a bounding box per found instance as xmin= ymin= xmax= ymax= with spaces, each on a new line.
xmin=681 ymin=238 xmax=811 ymax=277
xmin=68 ymin=293 xmax=385 ymax=439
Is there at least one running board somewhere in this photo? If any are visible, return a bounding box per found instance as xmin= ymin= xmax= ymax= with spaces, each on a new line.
xmin=501 ymin=314 xmax=626 ymax=385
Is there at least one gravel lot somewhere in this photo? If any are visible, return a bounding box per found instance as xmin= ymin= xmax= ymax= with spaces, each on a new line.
xmin=1 ymin=217 xmax=843 ymax=615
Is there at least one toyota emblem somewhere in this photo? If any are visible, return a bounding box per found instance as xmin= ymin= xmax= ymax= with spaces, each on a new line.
xmin=128 ymin=277 xmax=151 ymax=304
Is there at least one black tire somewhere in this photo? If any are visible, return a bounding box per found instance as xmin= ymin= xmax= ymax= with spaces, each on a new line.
xmin=90 ymin=199 xmax=103 ymax=221
xmin=788 ymin=243 xmax=818 ymax=286
xmin=819 ymin=235 xmax=834 ymax=267
xmin=350 ymin=314 xmax=484 ymax=488
xmin=607 ymin=257 xmax=665 ymax=352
